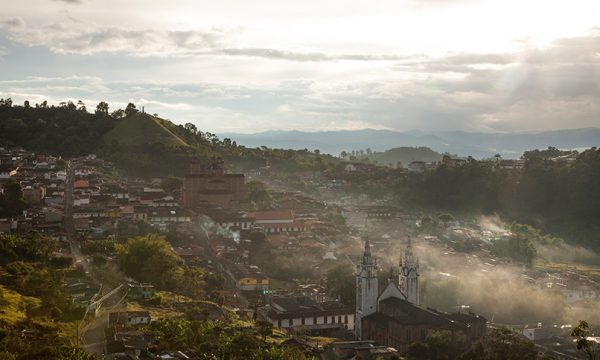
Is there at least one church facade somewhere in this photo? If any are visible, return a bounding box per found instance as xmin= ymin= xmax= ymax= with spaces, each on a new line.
xmin=355 ymin=237 xmax=486 ymax=354
xmin=182 ymin=157 xmax=245 ymax=210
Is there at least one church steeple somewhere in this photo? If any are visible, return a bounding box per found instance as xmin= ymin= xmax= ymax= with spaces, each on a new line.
xmin=356 ymin=237 xmax=378 ymax=340
xmin=362 ymin=237 xmax=372 ymax=262
xmin=399 ymin=236 xmax=420 ymax=306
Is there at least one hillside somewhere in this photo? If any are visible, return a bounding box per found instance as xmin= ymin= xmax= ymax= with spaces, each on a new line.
xmin=356 ymin=146 xmax=444 ymax=167
xmin=0 ymin=104 xmax=337 ymax=176
xmin=0 ymin=285 xmax=41 ymax=325
xmin=102 ymin=112 xmax=190 ymax=148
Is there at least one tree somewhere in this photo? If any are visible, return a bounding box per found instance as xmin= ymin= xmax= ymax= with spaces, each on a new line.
xmin=437 ymin=213 xmax=455 ymax=227
xmin=461 ymin=328 xmax=539 ymax=360
xmin=62 ymin=101 xmax=76 ymax=111
xmin=161 ymin=176 xmax=182 ymax=197
xmin=0 ymin=180 xmax=28 ymax=217
xmin=572 ymin=320 xmax=596 ymax=360
xmin=124 ymin=102 xmax=138 ymax=116
xmin=95 ymin=101 xmax=109 ymax=116
xmin=76 ymin=100 xmax=86 ymax=112
xmin=179 ymin=267 xmax=205 ymax=299
xmin=0 ymin=98 xmax=13 ymax=107
xmin=492 ymin=231 xmax=537 ymax=265
xmin=117 ymin=234 xmax=183 ymax=289
xmin=245 ymin=181 xmax=272 ymax=209
xmin=23 ymin=100 xmax=30 ymax=108
xmin=184 ymin=122 xmax=198 ymax=134
xmin=325 ymin=264 xmax=355 ymax=305
xmin=111 ymin=108 xmax=125 ymax=119
xmin=420 ymin=216 xmax=433 ymax=231
xmin=255 ymin=320 xmax=273 ymax=341
xmin=407 ymin=330 xmax=468 ymax=360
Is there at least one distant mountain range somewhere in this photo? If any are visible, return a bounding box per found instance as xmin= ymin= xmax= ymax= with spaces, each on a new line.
xmin=220 ymin=128 xmax=600 ymax=159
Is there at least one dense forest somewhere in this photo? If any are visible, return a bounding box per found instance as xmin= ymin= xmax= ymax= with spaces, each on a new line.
xmin=0 ymin=99 xmax=336 ymax=176
xmin=399 ymin=148 xmax=600 ymax=249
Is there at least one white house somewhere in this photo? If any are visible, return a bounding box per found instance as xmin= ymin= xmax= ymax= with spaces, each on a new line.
xmin=108 ymin=311 xmax=151 ymax=327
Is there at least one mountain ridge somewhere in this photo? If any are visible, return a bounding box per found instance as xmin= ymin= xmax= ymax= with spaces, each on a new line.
xmin=220 ymin=127 xmax=600 ymax=159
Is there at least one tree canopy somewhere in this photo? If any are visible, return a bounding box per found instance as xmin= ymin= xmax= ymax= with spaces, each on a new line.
xmin=117 ymin=234 xmax=183 ymax=289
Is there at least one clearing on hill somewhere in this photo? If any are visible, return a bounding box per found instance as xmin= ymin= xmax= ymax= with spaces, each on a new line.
xmin=102 ymin=112 xmax=190 ymax=148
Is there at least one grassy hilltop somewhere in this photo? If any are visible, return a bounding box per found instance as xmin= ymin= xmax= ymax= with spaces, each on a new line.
xmin=102 ymin=113 xmax=190 ymax=149
xmin=0 ymin=104 xmax=336 ymax=176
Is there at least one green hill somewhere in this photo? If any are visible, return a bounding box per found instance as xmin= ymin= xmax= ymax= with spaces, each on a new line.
xmin=0 ymin=104 xmax=338 ymax=176
xmin=102 ymin=112 xmax=190 ymax=148
xmin=355 ymin=146 xmax=444 ymax=167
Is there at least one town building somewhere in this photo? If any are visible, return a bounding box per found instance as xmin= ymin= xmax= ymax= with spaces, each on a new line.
xmin=356 ymin=238 xmax=486 ymax=354
xmin=263 ymin=295 xmax=355 ymax=335
xmin=108 ymin=311 xmax=152 ymax=327
xmin=251 ymin=210 xmax=308 ymax=234
xmin=182 ymin=157 xmax=246 ymax=209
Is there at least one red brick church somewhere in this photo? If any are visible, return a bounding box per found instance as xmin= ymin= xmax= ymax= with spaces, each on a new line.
xmin=182 ymin=157 xmax=245 ymax=210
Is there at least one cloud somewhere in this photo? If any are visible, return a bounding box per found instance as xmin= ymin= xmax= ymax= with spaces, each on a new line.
xmin=410 ymin=0 xmax=477 ymax=5
xmin=0 ymin=17 xmax=25 ymax=28
xmin=380 ymin=33 xmax=600 ymax=131
xmin=137 ymin=98 xmax=193 ymax=110
xmin=0 ymin=18 xmax=415 ymax=62
xmin=0 ymin=31 xmax=599 ymax=134
xmin=218 ymin=48 xmax=413 ymax=62
xmin=4 ymin=23 xmax=227 ymax=56
xmin=51 ymin=0 xmax=83 ymax=3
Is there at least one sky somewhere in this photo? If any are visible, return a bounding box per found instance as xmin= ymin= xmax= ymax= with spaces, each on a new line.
xmin=0 ymin=0 xmax=599 ymax=134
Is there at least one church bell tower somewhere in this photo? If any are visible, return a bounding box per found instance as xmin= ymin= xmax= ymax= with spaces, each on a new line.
xmin=356 ymin=238 xmax=378 ymax=339
xmin=399 ymin=236 xmax=420 ymax=306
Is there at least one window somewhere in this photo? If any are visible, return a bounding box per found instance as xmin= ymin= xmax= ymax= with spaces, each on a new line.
xmin=332 ymin=316 xmax=335 ymax=324
xmin=301 ymin=317 xmax=305 ymax=325
xmin=324 ymin=316 xmax=328 ymax=324
xmin=344 ymin=315 xmax=348 ymax=324
xmin=421 ymin=328 xmax=427 ymax=340
xmin=278 ymin=319 xmax=281 ymax=328
xmin=338 ymin=316 xmax=342 ymax=323
xmin=406 ymin=329 xmax=411 ymax=341
xmin=314 ymin=317 xmax=317 ymax=324
xmin=288 ymin=319 xmax=292 ymax=327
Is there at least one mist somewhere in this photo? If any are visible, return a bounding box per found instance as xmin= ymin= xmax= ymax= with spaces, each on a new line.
xmin=372 ymin=226 xmax=600 ymax=327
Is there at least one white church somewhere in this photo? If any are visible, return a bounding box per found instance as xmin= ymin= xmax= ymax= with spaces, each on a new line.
xmin=355 ymin=236 xmax=420 ymax=339
xmin=354 ymin=236 xmax=486 ymax=354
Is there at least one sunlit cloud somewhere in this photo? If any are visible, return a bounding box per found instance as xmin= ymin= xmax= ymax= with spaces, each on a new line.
xmin=0 ymin=1 xmax=599 ymax=133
